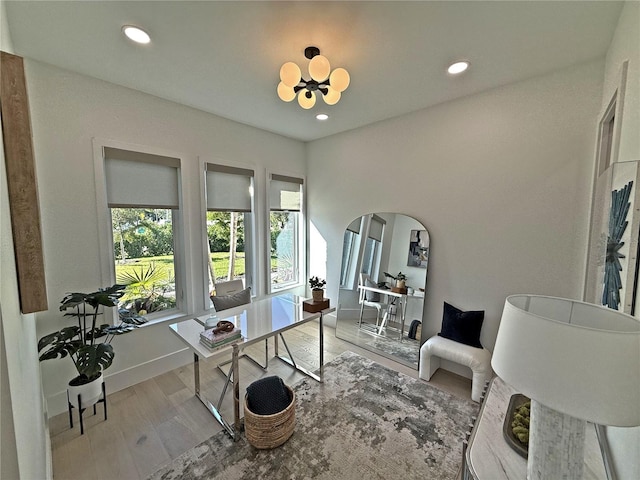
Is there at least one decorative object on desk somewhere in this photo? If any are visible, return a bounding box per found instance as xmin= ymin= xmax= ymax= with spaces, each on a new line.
xmin=211 ymin=320 xmax=235 ymax=334
xmin=148 ymin=351 xmax=477 ymax=480
xmin=303 ymin=298 xmax=330 ymax=313
xmin=245 ymin=376 xmax=296 ymax=449
xmin=438 ymin=301 xmax=484 ymax=348
xmin=602 ymin=180 xmax=633 ymax=310
xmin=309 ymin=276 xmax=326 ymax=302
xmin=492 ymin=295 xmax=640 ymax=480
xmin=200 ymin=325 xmax=242 ymax=350
xmin=503 ymin=393 xmax=530 ymax=459
xmin=205 ymin=314 xmax=218 ymax=329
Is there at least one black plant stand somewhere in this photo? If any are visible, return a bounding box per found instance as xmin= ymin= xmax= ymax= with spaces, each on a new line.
xmin=67 ymin=381 xmax=107 ymax=435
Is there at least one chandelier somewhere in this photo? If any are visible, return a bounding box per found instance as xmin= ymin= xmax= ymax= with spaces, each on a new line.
xmin=277 ymin=46 xmax=350 ymax=109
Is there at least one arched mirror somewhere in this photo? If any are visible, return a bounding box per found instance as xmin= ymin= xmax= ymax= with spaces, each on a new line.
xmin=335 ymin=213 xmax=429 ymax=369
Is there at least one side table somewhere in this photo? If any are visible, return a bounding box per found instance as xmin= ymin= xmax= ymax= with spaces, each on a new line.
xmin=463 ymin=377 xmax=610 ymax=480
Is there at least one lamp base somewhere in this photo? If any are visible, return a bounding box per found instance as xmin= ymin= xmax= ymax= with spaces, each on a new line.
xmin=528 ymin=400 xmax=586 ymax=480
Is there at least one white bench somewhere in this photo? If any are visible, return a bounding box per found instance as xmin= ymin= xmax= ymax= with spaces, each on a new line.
xmin=419 ymin=335 xmax=492 ymax=402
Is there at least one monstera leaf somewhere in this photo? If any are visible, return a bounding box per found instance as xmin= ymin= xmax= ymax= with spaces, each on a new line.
xmin=75 ymin=344 xmax=115 ymax=381
xmin=60 ymin=284 xmax=127 ymax=311
xmin=37 ymin=326 xmax=83 ymax=360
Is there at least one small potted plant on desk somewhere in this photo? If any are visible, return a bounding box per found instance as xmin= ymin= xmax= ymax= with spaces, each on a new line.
xmin=309 ymin=276 xmax=326 ymax=302
xmin=37 ymin=284 xmax=147 ymax=433
xmin=384 ymin=272 xmax=408 ymax=293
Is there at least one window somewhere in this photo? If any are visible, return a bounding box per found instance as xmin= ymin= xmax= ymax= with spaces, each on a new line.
xmin=340 ymin=217 xmax=362 ymax=288
xmin=205 ymin=164 xmax=255 ymax=298
xmin=104 ymin=147 xmax=182 ymax=317
xmin=269 ymin=174 xmax=304 ymax=291
xmin=361 ymin=215 xmax=385 ymax=280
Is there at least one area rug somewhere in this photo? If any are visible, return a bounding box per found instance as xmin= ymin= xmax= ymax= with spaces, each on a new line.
xmin=148 ymin=351 xmax=478 ymax=480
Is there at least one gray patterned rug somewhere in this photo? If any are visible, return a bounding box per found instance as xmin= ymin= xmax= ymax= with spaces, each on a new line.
xmin=148 ymin=351 xmax=478 ymax=480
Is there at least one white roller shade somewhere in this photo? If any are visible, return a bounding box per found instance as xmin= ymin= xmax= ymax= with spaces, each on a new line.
xmin=346 ymin=217 xmax=361 ymax=234
xmin=369 ymin=215 xmax=385 ymax=241
xmin=206 ymin=164 xmax=254 ymax=212
xmin=270 ymin=174 xmax=303 ymax=211
xmin=105 ymin=147 xmax=180 ymax=209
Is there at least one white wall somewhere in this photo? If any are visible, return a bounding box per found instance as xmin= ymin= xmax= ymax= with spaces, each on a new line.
xmin=0 ymin=1 xmax=50 ymax=478
xmin=603 ymin=1 xmax=640 ymax=164
xmin=600 ymin=3 xmax=640 ymax=479
xmin=308 ymin=59 xmax=603 ymax=361
xmin=24 ymin=60 xmax=306 ymax=415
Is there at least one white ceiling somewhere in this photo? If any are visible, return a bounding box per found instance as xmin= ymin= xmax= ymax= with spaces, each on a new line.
xmin=5 ymin=1 xmax=624 ymax=142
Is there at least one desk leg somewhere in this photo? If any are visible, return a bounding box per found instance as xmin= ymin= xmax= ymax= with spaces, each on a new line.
xmin=400 ymin=297 xmax=407 ymax=341
xmin=319 ymin=313 xmax=324 ymax=381
xmin=232 ymin=344 xmax=240 ymax=441
xmin=274 ymin=317 xmax=324 ymax=383
xmin=194 ymin=353 xmax=200 ymax=395
xmin=193 ymin=352 xmax=236 ymax=440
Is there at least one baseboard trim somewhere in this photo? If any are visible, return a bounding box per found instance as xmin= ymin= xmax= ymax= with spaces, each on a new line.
xmin=45 ymin=348 xmax=192 ymax=416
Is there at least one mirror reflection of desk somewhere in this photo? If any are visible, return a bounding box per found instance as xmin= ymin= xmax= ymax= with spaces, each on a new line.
xmin=464 ymin=377 xmax=610 ymax=480
xmin=357 ymin=284 xmax=424 ymax=340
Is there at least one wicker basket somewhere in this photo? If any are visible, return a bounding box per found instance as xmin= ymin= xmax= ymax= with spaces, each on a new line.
xmin=244 ymin=385 xmax=295 ymax=449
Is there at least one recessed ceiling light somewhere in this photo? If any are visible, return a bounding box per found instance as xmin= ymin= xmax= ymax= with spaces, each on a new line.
xmin=447 ymin=61 xmax=469 ymax=75
xmin=316 ymin=113 xmax=329 ymax=121
xmin=122 ymin=25 xmax=151 ymax=44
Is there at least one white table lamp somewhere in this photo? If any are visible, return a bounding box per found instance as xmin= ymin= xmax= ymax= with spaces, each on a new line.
xmin=492 ymin=295 xmax=640 ymax=480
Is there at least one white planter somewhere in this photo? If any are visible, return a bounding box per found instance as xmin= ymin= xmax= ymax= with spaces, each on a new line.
xmin=67 ymin=373 xmax=103 ymax=409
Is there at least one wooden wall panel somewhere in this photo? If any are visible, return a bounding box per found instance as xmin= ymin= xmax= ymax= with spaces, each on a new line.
xmin=1 ymin=51 xmax=48 ymax=313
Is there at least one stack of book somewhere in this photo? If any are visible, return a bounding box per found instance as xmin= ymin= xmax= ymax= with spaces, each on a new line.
xmin=200 ymin=326 xmax=242 ymax=350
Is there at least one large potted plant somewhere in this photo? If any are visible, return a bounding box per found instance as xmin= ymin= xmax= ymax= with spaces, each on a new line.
xmin=37 ymin=284 xmax=147 ymax=408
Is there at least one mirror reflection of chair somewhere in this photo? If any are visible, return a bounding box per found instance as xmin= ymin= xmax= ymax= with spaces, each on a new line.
xmin=358 ymin=274 xmax=389 ymax=334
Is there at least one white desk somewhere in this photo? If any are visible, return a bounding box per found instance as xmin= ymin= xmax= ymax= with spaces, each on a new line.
xmin=169 ymin=293 xmax=335 ymax=441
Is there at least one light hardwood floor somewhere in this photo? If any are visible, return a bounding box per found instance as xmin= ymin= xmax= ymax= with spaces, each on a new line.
xmin=49 ymin=323 xmax=472 ymax=480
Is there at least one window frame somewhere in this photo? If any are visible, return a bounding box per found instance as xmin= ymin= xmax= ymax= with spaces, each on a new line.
xmin=266 ymin=171 xmax=306 ymax=294
xmin=93 ymin=139 xmax=188 ymax=324
xmin=202 ymin=162 xmax=257 ymax=307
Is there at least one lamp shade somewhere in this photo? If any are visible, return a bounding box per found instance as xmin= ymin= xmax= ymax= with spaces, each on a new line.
xmin=297 ymin=90 xmax=315 ymax=109
xmin=280 ymin=62 xmax=301 ymax=88
xmin=492 ymin=295 xmax=640 ymax=427
xmin=308 ymin=54 xmax=330 ymax=81
xmin=323 ymin=87 xmax=341 ymax=105
xmin=329 ymin=68 xmax=350 ymax=92
xmin=277 ymin=82 xmax=296 ymax=102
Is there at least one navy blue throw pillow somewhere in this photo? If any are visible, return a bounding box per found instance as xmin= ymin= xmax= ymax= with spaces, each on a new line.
xmin=246 ymin=376 xmax=292 ymax=415
xmin=438 ymin=302 xmax=484 ymax=348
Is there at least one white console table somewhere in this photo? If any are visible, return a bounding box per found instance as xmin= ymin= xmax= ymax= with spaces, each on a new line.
xmin=463 ymin=377 xmax=611 ymax=480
